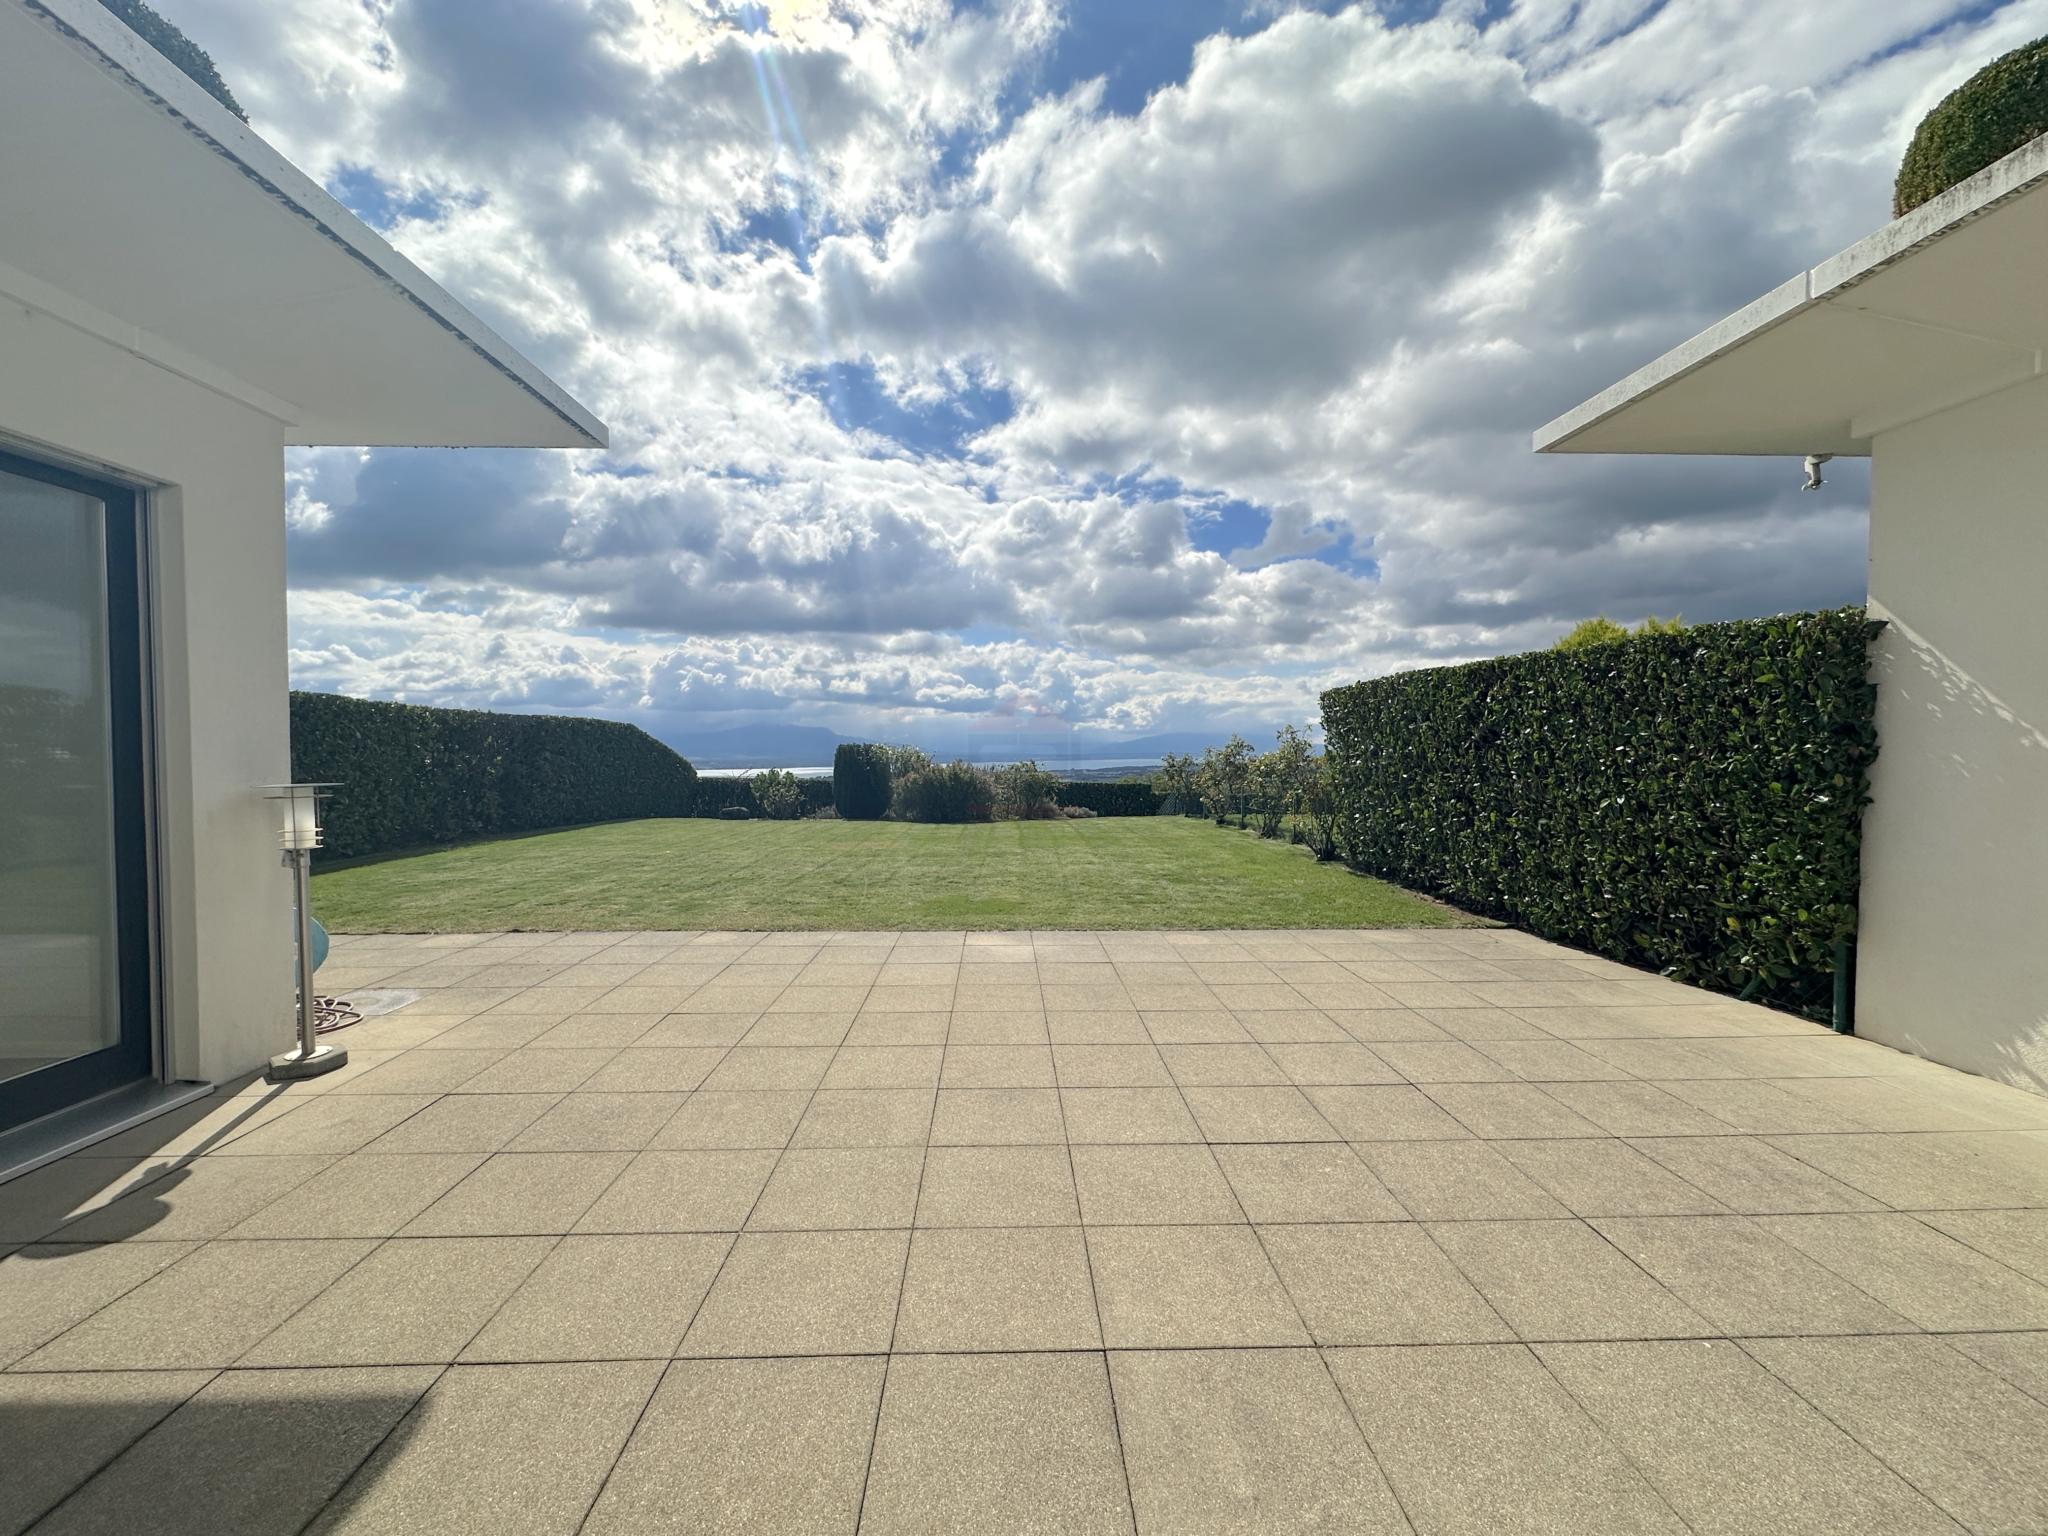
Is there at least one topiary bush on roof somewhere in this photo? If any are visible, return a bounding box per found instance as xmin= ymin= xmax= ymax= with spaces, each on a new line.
xmin=1895 ymin=34 xmax=2048 ymax=216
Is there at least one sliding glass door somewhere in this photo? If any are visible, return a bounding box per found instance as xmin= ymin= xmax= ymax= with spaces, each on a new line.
xmin=0 ymin=449 xmax=152 ymax=1132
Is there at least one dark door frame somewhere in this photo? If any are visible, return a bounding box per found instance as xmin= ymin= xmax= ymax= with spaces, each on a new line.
xmin=0 ymin=446 xmax=156 ymax=1132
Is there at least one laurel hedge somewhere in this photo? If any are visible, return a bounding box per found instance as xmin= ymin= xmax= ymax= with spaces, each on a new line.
xmin=832 ymin=744 xmax=893 ymax=821
xmin=290 ymin=692 xmax=697 ymax=861
xmin=1319 ymin=608 xmax=1881 ymax=1014
xmin=1055 ymin=781 xmax=1162 ymax=817
xmin=1895 ymin=34 xmax=2048 ymax=215
xmin=691 ymin=774 xmax=834 ymax=819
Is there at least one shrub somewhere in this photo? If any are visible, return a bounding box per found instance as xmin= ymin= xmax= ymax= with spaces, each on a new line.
xmin=1194 ymin=736 xmax=1254 ymax=824
xmin=993 ymin=760 xmax=1061 ymax=819
xmin=833 ymin=743 xmax=893 ymax=820
xmin=1319 ymin=607 xmax=1881 ymax=1015
xmin=718 ymin=804 xmax=750 ymax=820
xmin=1245 ymin=725 xmax=1315 ymax=838
xmin=1895 ymin=35 xmax=2048 ymax=215
xmin=1054 ymin=781 xmax=1162 ymax=817
xmin=290 ymin=691 xmax=697 ymax=862
xmin=1300 ymin=757 xmax=1340 ymax=861
xmin=1060 ymin=805 xmax=1098 ymax=819
xmin=893 ymin=759 xmax=994 ymax=822
xmin=691 ymin=774 xmax=832 ymax=819
xmin=97 ymin=0 xmax=247 ymax=120
xmin=1554 ymin=616 xmax=1685 ymax=652
xmin=750 ymin=768 xmax=808 ymax=820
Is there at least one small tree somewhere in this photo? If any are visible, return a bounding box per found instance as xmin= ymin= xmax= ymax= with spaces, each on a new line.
xmin=893 ymin=759 xmax=994 ymax=822
xmin=832 ymin=743 xmax=892 ymax=821
xmin=1300 ymin=755 xmax=1341 ymax=860
xmin=750 ymin=768 xmax=807 ymax=820
xmin=1155 ymin=752 xmax=1198 ymax=816
xmin=1194 ymin=736 xmax=1255 ymax=826
xmin=1553 ymin=616 xmax=1631 ymax=651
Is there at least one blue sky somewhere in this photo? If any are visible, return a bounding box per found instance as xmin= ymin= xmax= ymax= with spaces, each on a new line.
xmin=165 ymin=0 xmax=2047 ymax=750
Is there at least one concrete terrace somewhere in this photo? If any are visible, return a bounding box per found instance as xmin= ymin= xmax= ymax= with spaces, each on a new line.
xmin=4 ymin=926 xmax=2048 ymax=1534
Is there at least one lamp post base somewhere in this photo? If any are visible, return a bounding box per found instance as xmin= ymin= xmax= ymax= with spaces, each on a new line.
xmin=267 ymin=1043 xmax=349 ymax=1081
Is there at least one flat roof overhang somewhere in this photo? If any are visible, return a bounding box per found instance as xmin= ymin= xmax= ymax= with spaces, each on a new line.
xmin=0 ymin=0 xmax=607 ymax=450
xmin=1535 ymin=135 xmax=2048 ymax=458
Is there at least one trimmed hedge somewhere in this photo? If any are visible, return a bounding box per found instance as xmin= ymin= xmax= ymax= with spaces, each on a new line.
xmin=692 ymin=775 xmax=834 ymax=819
xmin=833 ymin=744 xmax=892 ymax=820
xmin=1056 ymin=781 xmax=1162 ymax=817
xmin=1319 ymin=608 xmax=1881 ymax=1014
xmin=1895 ymin=35 xmax=2048 ymax=215
xmin=291 ymin=692 xmax=697 ymax=861
xmin=96 ymin=0 xmax=247 ymax=120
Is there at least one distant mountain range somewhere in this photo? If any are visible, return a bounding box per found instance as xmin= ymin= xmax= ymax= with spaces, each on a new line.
xmin=663 ymin=722 xmax=1285 ymax=770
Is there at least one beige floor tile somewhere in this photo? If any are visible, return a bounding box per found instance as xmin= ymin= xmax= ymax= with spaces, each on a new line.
xmin=698 ymin=1047 xmax=835 ymax=1091
xmin=451 ymin=1048 xmax=620 ymax=1095
xmin=928 ymin=1087 xmax=1064 ymax=1145
xmin=1759 ymin=1212 xmax=2048 ymax=1330
xmin=0 ymin=1241 xmax=198 ymax=1367
xmin=1601 ymin=1214 xmax=1916 ymax=1337
xmin=1110 ymin=1347 xmax=1406 ymax=1536
xmin=362 ymin=1094 xmax=560 ymax=1154
xmin=679 ymin=1230 xmax=907 ymax=1356
xmin=463 ymin=1233 xmax=730 ymax=1361
xmin=1917 ymin=1207 xmax=2048 ymax=1284
xmin=843 ymin=1012 xmax=950 ymax=1045
xmin=1745 ymin=1334 xmax=2048 ymax=1533
xmin=1046 ymin=1010 xmax=1149 ymax=1044
xmin=52 ymin=1154 xmax=336 ymax=1243
xmin=1761 ymin=1130 xmax=2048 ymax=1211
xmin=1213 ymin=1143 xmax=1404 ymax=1223
xmin=1352 ymin=1140 xmax=1568 ymax=1219
xmin=789 ymin=1088 xmax=933 ymax=1148
xmin=860 ymin=1353 xmax=1134 ymax=1536
xmin=1375 ymin=1040 xmax=1522 ymax=1082
xmin=894 ymin=1227 xmax=1100 ymax=1351
xmin=572 ymin=1148 xmax=778 ymax=1232
xmin=1332 ymin=1008 xmax=1454 ymax=1042
xmin=632 ymin=1013 xmax=756 ymax=1047
xmin=1422 ymin=1082 xmax=1606 ymax=1139
xmin=0 ymin=1372 xmax=199 ymax=1526
xmin=26 ymin=1366 xmax=437 ymax=1536
xmin=1233 ymin=1008 xmax=1351 ymax=1043
xmin=1071 ymin=1144 xmax=1242 ymax=1224
xmin=1538 ymin=1339 xmax=1964 ymax=1535
xmin=216 ymin=1095 xmax=440 ymax=1156
xmin=501 ymin=1093 xmax=686 ymax=1152
xmin=738 ymin=1013 xmax=855 ymax=1047
xmin=1307 ymin=1084 xmax=1471 ymax=1140
xmin=400 ymin=1152 xmax=633 ymax=1236
xmin=226 ymin=1154 xmax=488 ymax=1238
xmin=915 ymin=1145 xmax=1079 ymax=1226
xmin=578 ymin=1048 xmax=725 ymax=1092
xmin=819 ymin=1046 xmax=943 ymax=1089
xmin=1158 ymin=1043 xmax=1288 ymax=1087
xmin=649 ymin=1090 xmax=808 ymax=1149
xmin=20 ymin=1238 xmax=374 ymax=1370
xmin=305 ymin=1361 xmax=660 ymax=1535
xmin=329 ymin=1049 xmax=508 ymax=1095
xmin=1947 ymin=1331 xmax=2048 ymax=1404
xmin=583 ymin=1357 xmax=884 ymax=1535
xmin=939 ymin=1043 xmax=1056 ymax=1088
xmin=1051 ymin=1043 xmax=1173 ymax=1087
xmin=1262 ymin=1042 xmax=1401 ymax=1086
xmin=243 ymin=1236 xmax=554 ymax=1365
xmin=1259 ymin=1221 xmax=1510 ymax=1345
xmin=1625 ymin=1136 xmax=1883 ymax=1215
xmin=747 ymin=1146 xmax=922 ymax=1230
xmin=1087 ymin=1225 xmax=1307 ymax=1347
xmin=946 ymin=1009 xmax=1049 ymax=1045
xmin=1537 ymin=1080 xmax=1739 ymax=1136
xmin=1429 ymin=1219 xmax=1712 ymax=1341
xmin=1140 ymin=1009 xmax=1248 ymax=1044
xmin=1182 ymin=1085 xmax=1341 ymax=1143
xmin=1325 ymin=1344 xmax=1688 ymax=1535
xmin=1059 ymin=1087 xmax=1203 ymax=1144
xmin=1495 ymin=1139 xmax=1730 ymax=1217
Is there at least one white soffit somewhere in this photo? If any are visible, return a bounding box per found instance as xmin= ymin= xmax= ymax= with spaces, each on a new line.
xmin=0 ymin=0 xmax=607 ymax=449
xmin=1534 ymin=134 xmax=2048 ymax=457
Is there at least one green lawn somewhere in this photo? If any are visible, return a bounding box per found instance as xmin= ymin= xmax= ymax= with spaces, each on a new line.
xmin=311 ymin=817 xmax=1474 ymax=933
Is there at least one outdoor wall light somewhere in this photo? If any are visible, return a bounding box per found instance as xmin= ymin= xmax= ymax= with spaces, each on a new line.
xmin=265 ymin=783 xmax=348 ymax=1080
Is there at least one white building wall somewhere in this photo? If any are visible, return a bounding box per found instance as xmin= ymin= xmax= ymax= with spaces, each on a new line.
xmin=1861 ymin=371 xmax=2048 ymax=1093
xmin=0 ymin=302 xmax=295 ymax=1085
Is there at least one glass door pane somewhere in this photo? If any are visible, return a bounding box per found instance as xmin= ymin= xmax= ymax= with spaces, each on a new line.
xmin=0 ymin=455 xmax=149 ymax=1127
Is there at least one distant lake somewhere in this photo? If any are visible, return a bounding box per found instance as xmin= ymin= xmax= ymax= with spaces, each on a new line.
xmin=698 ymin=757 xmax=1163 ymax=780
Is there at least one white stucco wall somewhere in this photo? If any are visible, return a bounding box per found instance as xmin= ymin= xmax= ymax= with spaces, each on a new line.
xmin=1860 ymin=372 xmax=2048 ymax=1093
xmin=0 ymin=301 xmax=295 ymax=1086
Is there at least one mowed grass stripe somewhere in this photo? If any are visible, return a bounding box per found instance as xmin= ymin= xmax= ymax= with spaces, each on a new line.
xmin=311 ymin=816 xmax=1474 ymax=933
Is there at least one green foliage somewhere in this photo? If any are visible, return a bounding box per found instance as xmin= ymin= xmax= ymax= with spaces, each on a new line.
xmin=1299 ymin=757 xmax=1340 ymax=861
xmin=992 ymin=760 xmax=1061 ymax=819
xmin=1319 ymin=608 xmax=1882 ymax=1014
xmin=1637 ymin=614 xmax=1687 ymax=636
xmin=1154 ymin=752 xmax=1199 ymax=815
xmin=290 ymin=691 xmax=696 ymax=862
xmin=1193 ymin=736 xmax=1255 ymax=824
xmin=1555 ymin=615 xmax=1687 ymax=651
xmin=691 ymin=774 xmax=833 ymax=819
xmin=893 ymin=759 xmax=994 ymax=823
xmin=1895 ymin=35 xmax=2048 ymax=215
xmin=832 ymin=743 xmax=893 ymax=821
xmin=96 ymin=0 xmax=247 ymax=120
xmin=1245 ymin=725 xmax=1316 ymax=838
xmin=1055 ymin=780 xmax=1163 ymax=817
xmin=749 ymin=768 xmax=810 ymax=821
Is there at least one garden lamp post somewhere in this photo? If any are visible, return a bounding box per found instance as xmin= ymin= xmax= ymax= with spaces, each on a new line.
xmin=266 ymin=783 xmax=347 ymax=1080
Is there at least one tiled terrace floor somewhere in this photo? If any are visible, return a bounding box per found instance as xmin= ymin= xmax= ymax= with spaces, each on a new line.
xmin=6 ymin=927 xmax=2048 ymax=1534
